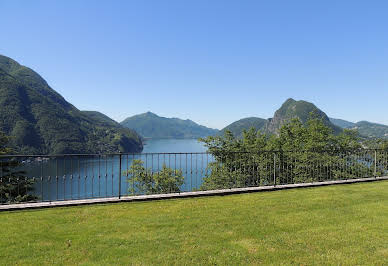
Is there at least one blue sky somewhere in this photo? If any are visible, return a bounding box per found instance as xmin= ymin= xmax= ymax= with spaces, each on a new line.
xmin=1 ymin=0 xmax=388 ymax=129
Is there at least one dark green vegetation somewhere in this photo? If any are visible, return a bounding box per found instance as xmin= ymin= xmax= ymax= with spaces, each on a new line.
xmin=121 ymin=111 xmax=219 ymax=139
xmin=0 ymin=55 xmax=142 ymax=154
xmin=221 ymin=98 xmax=342 ymax=137
xmin=0 ymin=131 xmax=36 ymax=203
xmin=81 ymin=111 xmax=121 ymax=128
xmin=330 ymin=117 xmax=388 ymax=139
xmin=200 ymin=116 xmax=385 ymax=190
xmin=220 ymin=117 xmax=267 ymax=138
xmin=127 ymin=159 xmax=184 ymax=194
xmin=0 ymin=181 xmax=387 ymax=264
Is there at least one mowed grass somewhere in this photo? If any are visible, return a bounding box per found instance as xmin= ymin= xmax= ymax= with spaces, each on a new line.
xmin=0 ymin=181 xmax=387 ymax=265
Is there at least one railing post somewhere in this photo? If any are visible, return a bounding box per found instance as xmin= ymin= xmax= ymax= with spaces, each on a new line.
xmin=118 ymin=152 xmax=122 ymax=199
xmin=374 ymin=149 xmax=377 ymax=178
xmin=273 ymin=153 xmax=276 ymax=186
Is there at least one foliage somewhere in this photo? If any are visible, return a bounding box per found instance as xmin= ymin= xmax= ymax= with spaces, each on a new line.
xmin=0 ymin=55 xmax=143 ymax=154
xmin=126 ymin=159 xmax=184 ymax=194
xmin=200 ymin=115 xmax=374 ymax=190
xmin=0 ymin=130 xmax=36 ymax=203
xmin=0 ymin=131 xmax=11 ymax=155
xmin=121 ymin=111 xmax=219 ymax=139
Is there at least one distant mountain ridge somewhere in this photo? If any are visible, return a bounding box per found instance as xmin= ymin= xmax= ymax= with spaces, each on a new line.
xmin=221 ymin=117 xmax=268 ymax=137
xmin=329 ymin=118 xmax=356 ymax=129
xmin=221 ymin=98 xmax=341 ymax=137
xmin=0 ymin=54 xmax=143 ymax=154
xmin=120 ymin=112 xmax=219 ymax=139
xmin=330 ymin=118 xmax=388 ymax=139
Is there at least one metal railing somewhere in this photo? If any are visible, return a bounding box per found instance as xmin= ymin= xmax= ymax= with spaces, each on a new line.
xmin=0 ymin=149 xmax=387 ymax=205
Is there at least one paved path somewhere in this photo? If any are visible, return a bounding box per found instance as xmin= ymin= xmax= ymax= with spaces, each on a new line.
xmin=1 ymin=176 xmax=387 ymax=211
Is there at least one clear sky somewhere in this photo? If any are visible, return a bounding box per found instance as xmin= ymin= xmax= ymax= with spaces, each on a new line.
xmin=1 ymin=0 xmax=388 ymax=129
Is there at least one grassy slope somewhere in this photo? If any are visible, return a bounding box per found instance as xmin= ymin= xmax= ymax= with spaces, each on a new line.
xmin=0 ymin=181 xmax=387 ymax=265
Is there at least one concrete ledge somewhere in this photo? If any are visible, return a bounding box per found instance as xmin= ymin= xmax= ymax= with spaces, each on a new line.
xmin=1 ymin=176 xmax=387 ymax=212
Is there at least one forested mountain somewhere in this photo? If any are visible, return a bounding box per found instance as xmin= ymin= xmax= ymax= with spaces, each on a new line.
xmin=0 ymin=55 xmax=143 ymax=154
xmin=221 ymin=99 xmax=388 ymax=140
xmin=221 ymin=117 xmax=268 ymax=137
xmin=266 ymin=98 xmax=342 ymax=134
xmin=221 ymin=98 xmax=341 ymax=137
xmin=121 ymin=112 xmax=219 ymax=139
xmin=81 ymin=111 xmax=120 ymax=128
xmin=330 ymin=118 xmax=388 ymax=139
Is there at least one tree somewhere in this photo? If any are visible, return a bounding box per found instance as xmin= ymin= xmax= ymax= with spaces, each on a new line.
xmin=0 ymin=131 xmax=36 ymax=203
xmin=127 ymin=159 xmax=184 ymax=195
xmin=199 ymin=115 xmax=372 ymax=190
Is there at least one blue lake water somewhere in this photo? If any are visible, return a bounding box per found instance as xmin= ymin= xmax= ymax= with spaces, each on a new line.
xmin=142 ymin=138 xmax=207 ymax=153
xmin=24 ymin=139 xmax=212 ymax=201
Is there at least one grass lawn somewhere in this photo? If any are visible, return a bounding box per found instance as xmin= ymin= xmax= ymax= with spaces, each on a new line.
xmin=0 ymin=181 xmax=387 ymax=265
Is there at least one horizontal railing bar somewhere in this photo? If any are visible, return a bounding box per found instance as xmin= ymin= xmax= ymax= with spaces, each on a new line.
xmin=0 ymin=149 xmax=386 ymax=158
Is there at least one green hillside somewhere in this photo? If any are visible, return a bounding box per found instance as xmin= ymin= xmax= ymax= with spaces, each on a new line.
xmin=221 ymin=117 xmax=268 ymax=137
xmin=330 ymin=118 xmax=388 ymax=139
xmin=121 ymin=112 xmax=219 ymax=139
xmin=353 ymin=121 xmax=388 ymax=139
xmin=81 ymin=111 xmax=120 ymax=128
xmin=0 ymin=55 xmax=143 ymax=154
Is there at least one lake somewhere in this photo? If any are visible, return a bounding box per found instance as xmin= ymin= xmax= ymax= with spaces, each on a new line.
xmin=142 ymin=138 xmax=207 ymax=153
xmin=23 ymin=139 xmax=212 ymax=201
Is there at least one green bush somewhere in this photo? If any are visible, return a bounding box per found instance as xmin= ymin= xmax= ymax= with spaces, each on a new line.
xmin=127 ymin=159 xmax=184 ymax=195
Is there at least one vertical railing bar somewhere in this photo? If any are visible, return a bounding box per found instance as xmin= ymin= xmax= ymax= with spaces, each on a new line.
xmin=180 ymin=154 xmax=183 ymax=192
xmin=40 ymin=159 xmax=43 ymax=202
xmin=98 ymin=155 xmax=101 ymax=198
xmin=118 ymin=153 xmax=122 ymax=199
xmin=105 ymin=155 xmax=108 ymax=197
xmin=85 ymin=156 xmax=88 ymax=199
xmin=63 ymin=156 xmax=66 ymax=200
xmin=201 ymin=153 xmax=204 ymax=190
xmin=207 ymin=153 xmax=209 ymax=178
xmin=273 ymin=152 xmax=276 ymax=186
xmin=196 ymin=153 xmax=198 ymax=190
xmin=132 ymin=154 xmax=135 ymax=195
xmin=187 ymin=153 xmax=190 ymax=191
xmin=56 ymin=157 xmax=58 ymax=201
xmin=374 ymin=149 xmax=377 ymax=178
xmin=70 ymin=156 xmax=73 ymax=200
xmin=78 ymin=156 xmax=80 ymax=200
xmin=111 ymin=155 xmax=114 ymax=197
xmin=92 ymin=155 xmax=94 ymax=199
xmin=126 ymin=154 xmax=128 ymax=197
